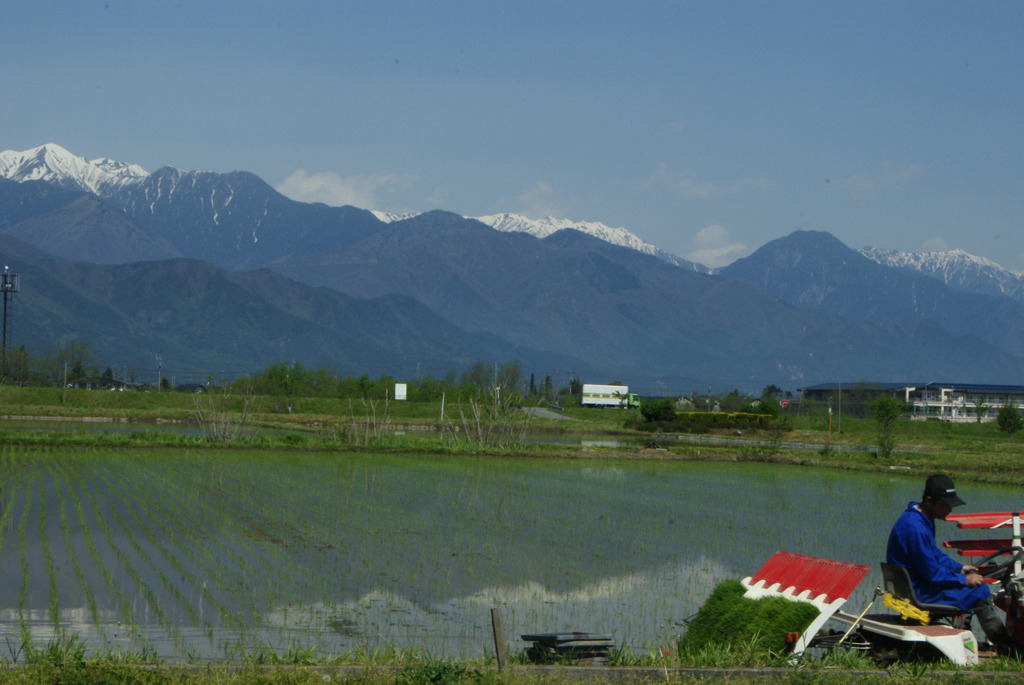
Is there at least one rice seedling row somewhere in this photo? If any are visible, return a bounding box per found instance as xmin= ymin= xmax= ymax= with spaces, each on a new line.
xmin=15 ymin=473 xmax=34 ymax=648
xmin=122 ymin=453 xmax=294 ymax=587
xmin=119 ymin=453 xmax=286 ymax=583
xmin=110 ymin=455 xmax=291 ymax=620
xmin=0 ymin=451 xmax=20 ymax=554
xmin=54 ymin=451 xmax=175 ymax=655
xmin=79 ymin=473 xmax=173 ymax=652
xmin=7 ymin=444 xmax=1024 ymax=662
xmin=35 ymin=477 xmax=60 ymax=631
xmin=89 ymin=464 xmax=240 ymax=640
xmin=50 ymin=467 xmax=106 ymax=643
xmin=103 ymin=452 xmax=327 ymax=657
xmin=66 ymin=467 xmax=136 ymax=634
xmin=83 ymin=464 xmax=210 ymax=655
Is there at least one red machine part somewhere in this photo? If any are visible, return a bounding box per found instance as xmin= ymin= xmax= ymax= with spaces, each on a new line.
xmin=947 ymin=512 xmax=1020 ymax=530
xmin=946 ymin=511 xmax=1024 ymax=648
xmin=748 ymin=550 xmax=870 ymax=603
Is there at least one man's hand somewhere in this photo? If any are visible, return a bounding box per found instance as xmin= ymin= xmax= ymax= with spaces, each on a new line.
xmin=962 ymin=564 xmax=980 ymax=573
xmin=965 ymin=572 xmax=985 ymax=587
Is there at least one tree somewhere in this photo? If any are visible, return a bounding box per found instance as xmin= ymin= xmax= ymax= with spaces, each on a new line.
xmin=8 ymin=345 xmax=31 ymax=386
xmin=869 ymin=394 xmax=904 ymax=458
xmin=742 ymin=388 xmax=781 ymax=418
xmin=460 ymin=362 xmax=491 ymax=393
xmin=973 ymin=398 xmax=990 ymax=424
xmin=58 ymin=339 xmax=96 ymax=383
xmin=997 ymin=403 xmax=1024 ymax=437
xmin=640 ymin=398 xmax=676 ymax=423
xmin=496 ymin=360 xmax=521 ymax=393
xmin=720 ymin=389 xmax=749 ymax=412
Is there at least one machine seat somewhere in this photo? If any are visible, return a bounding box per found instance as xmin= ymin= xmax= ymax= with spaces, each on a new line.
xmin=880 ymin=563 xmax=970 ymax=619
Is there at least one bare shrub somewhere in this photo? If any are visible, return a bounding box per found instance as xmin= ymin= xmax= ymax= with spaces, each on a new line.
xmin=443 ymin=391 xmax=533 ymax=448
xmin=337 ymin=397 xmax=394 ymax=445
xmin=191 ymin=382 xmax=257 ymax=442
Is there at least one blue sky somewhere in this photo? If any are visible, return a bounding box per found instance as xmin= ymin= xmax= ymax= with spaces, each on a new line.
xmin=4 ymin=1 xmax=1023 ymax=270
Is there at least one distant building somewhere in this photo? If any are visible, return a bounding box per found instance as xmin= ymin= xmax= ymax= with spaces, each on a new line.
xmin=799 ymin=382 xmax=1024 ymax=423
xmin=70 ymin=376 xmax=136 ymax=391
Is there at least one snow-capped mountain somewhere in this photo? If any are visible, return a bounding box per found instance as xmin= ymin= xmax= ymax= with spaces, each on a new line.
xmin=6 ymin=143 xmax=1021 ymax=296
xmin=861 ymin=246 xmax=1024 ymax=302
xmin=374 ymin=209 xmax=704 ymax=270
xmin=371 ymin=210 xmax=418 ymax=223
xmin=0 ymin=144 xmax=704 ymax=270
xmin=5 ymin=143 xmax=1024 ymax=385
xmin=0 ymin=143 xmax=148 ymax=196
xmin=471 ymin=213 xmax=705 ymax=271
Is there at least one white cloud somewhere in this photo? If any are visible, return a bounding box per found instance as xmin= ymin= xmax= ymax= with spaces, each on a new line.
xmin=683 ymin=224 xmax=750 ymax=268
xmin=921 ymin=236 xmax=951 ymax=252
xmin=275 ymin=169 xmax=415 ymax=209
xmin=514 ymin=182 xmax=571 ymax=218
xmin=844 ymin=164 xmax=925 ymax=201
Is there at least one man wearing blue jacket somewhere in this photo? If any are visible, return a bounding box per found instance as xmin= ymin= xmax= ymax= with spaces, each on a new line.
xmin=887 ymin=474 xmax=1011 ymax=648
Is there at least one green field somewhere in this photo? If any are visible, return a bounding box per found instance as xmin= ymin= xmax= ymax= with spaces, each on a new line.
xmin=1 ymin=443 xmax=1022 ymax=664
xmin=1 ymin=386 xmax=1024 ymax=682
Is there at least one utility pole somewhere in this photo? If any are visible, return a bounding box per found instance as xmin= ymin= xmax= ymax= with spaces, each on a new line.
xmin=0 ymin=266 xmax=19 ymax=379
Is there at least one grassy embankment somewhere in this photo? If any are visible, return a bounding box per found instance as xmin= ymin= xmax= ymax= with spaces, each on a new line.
xmin=1 ymin=385 xmax=1021 ymax=486
xmin=1 ymin=646 xmax=1023 ymax=685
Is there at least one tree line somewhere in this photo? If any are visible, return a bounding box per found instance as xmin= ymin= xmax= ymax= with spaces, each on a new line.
xmin=239 ymin=359 xmax=576 ymax=403
xmin=1 ymin=341 xmax=581 ymax=404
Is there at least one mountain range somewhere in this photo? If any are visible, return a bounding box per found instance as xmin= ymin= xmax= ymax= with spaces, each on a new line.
xmin=1 ymin=142 xmax=1022 ymax=393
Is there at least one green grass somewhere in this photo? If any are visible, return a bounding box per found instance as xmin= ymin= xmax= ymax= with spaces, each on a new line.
xmin=0 ymin=649 xmax=1020 ymax=685
xmin=3 ymin=384 xmax=1024 ymax=488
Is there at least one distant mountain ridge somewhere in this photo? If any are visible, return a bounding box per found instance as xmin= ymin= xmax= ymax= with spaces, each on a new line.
xmin=3 ymin=144 xmax=1015 ymax=285
xmin=375 ymin=210 xmax=705 ymax=271
xmin=719 ymin=230 xmax=1024 ymax=359
xmin=0 ymin=143 xmax=148 ymax=195
xmin=471 ymin=213 xmax=706 ymax=272
xmin=2 ymin=143 xmax=1024 ymax=389
xmin=0 ymin=229 xmax=577 ymax=380
xmin=860 ymin=246 xmax=1024 ymax=302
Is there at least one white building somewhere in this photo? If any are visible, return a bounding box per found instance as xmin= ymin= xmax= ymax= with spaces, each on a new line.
xmin=899 ymin=383 xmax=1024 ymax=423
xmin=800 ymin=382 xmax=1024 ymax=423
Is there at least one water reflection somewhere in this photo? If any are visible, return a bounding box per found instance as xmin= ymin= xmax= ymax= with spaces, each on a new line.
xmin=0 ymin=450 xmax=1018 ymax=662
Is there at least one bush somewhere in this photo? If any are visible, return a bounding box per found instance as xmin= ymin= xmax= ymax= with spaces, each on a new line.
xmin=869 ymin=395 xmax=905 ymax=458
xmin=675 ymin=411 xmax=774 ymax=429
xmin=997 ymin=404 xmax=1024 ymax=437
xmin=640 ymin=398 xmax=676 ymax=423
xmin=397 ymin=661 xmax=480 ymax=685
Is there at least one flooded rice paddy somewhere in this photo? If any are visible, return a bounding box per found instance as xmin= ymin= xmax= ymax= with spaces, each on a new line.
xmin=0 ymin=446 xmax=1017 ymax=661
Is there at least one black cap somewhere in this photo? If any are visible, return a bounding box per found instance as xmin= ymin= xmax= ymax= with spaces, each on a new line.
xmin=924 ymin=474 xmax=966 ymax=507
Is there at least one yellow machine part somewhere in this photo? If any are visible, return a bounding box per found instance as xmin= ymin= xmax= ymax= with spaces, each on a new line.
xmin=882 ymin=591 xmax=930 ymax=625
